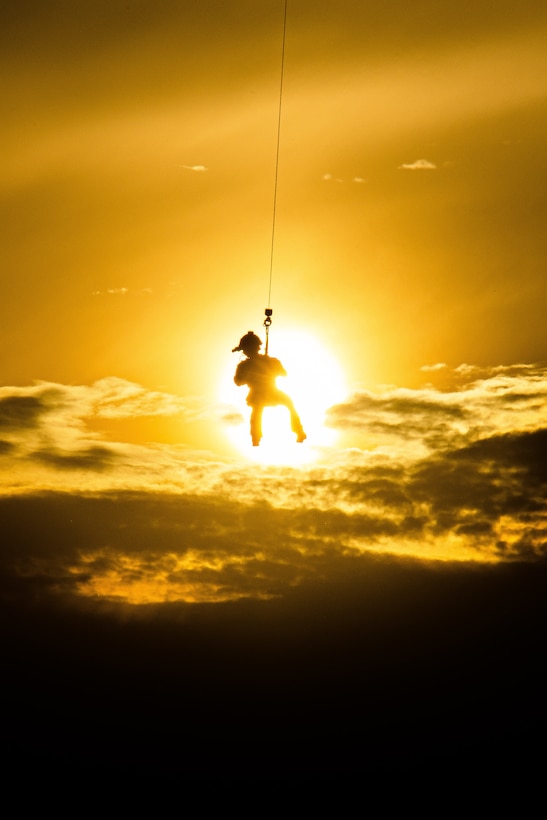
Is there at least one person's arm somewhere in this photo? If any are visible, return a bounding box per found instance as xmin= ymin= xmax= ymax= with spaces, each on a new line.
xmin=234 ymin=361 xmax=247 ymax=386
xmin=271 ymin=357 xmax=287 ymax=377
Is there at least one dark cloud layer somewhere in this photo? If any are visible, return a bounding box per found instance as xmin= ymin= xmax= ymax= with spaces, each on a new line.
xmin=456 ymin=427 xmax=547 ymax=483
xmin=1 ymin=425 xmax=546 ymax=612
xmin=0 ymin=394 xmax=45 ymax=429
xmin=31 ymin=444 xmax=116 ymax=471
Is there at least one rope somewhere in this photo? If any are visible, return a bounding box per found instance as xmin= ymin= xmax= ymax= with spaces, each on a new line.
xmin=267 ymin=0 xmax=288 ymax=311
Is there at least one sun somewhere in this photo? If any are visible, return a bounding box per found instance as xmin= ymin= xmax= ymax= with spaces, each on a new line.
xmin=219 ymin=329 xmax=347 ymax=464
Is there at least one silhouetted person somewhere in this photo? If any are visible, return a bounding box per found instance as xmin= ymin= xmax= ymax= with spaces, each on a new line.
xmin=232 ymin=331 xmax=306 ymax=446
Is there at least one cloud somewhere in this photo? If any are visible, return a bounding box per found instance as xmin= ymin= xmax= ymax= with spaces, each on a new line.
xmin=454 ymin=427 xmax=547 ymax=484
xmin=221 ymin=409 xmax=245 ymax=426
xmin=398 ymin=159 xmax=437 ymax=170
xmin=91 ymin=288 xmax=152 ymax=296
xmin=1 ymin=364 xmax=545 ymax=606
xmin=322 ymin=173 xmax=367 ymax=183
xmin=1 ymin=417 xmax=546 ymax=608
xmin=0 ymin=395 xmax=46 ymax=429
xmin=326 ymin=363 xmax=547 ymax=448
xmin=179 ymin=164 xmax=208 ymax=172
xmin=31 ymin=445 xmax=116 ymax=472
xmin=409 ymin=427 xmax=547 ymax=557
xmin=421 ymin=363 xmax=447 ymax=372
xmin=92 ymin=287 xmax=128 ymax=296
xmin=0 ymin=379 xmax=215 ymax=490
xmin=90 ymin=376 xmax=208 ymax=420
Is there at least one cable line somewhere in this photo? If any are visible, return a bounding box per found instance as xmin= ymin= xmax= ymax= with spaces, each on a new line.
xmin=264 ymin=0 xmax=288 ymax=355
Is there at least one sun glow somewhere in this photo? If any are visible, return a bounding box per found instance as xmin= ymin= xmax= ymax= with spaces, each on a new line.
xmin=220 ymin=330 xmax=347 ymax=464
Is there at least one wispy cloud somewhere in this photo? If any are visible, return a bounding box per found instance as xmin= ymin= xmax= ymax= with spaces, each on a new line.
xmin=90 ymin=377 xmax=207 ymax=420
xmin=421 ymin=362 xmax=447 ymax=372
xmin=322 ymin=173 xmax=367 ymax=183
xmin=91 ymin=288 xmax=152 ymax=296
xmin=92 ymin=287 xmax=128 ymax=296
xmin=398 ymin=159 xmax=437 ymax=170
xmin=179 ymin=164 xmax=208 ymax=172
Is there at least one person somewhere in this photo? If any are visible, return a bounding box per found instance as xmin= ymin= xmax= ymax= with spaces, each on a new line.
xmin=232 ymin=330 xmax=306 ymax=446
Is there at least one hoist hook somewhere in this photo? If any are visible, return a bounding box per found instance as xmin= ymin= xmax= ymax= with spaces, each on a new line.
xmin=263 ymin=308 xmax=273 ymax=355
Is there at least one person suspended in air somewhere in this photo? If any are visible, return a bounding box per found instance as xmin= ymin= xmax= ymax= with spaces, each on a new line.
xmin=232 ymin=330 xmax=306 ymax=447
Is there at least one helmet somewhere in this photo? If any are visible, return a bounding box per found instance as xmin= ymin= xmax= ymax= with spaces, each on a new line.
xmin=232 ymin=331 xmax=262 ymax=354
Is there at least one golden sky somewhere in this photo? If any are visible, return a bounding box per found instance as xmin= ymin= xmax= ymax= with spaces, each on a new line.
xmin=1 ymin=1 xmax=547 ymax=603
xmin=3 ymin=0 xmax=546 ymax=398
xmin=3 ymin=4 xmax=547 ymax=783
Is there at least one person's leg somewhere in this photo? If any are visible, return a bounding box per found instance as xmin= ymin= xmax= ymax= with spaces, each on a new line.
xmin=276 ymin=392 xmax=306 ymax=442
xmin=250 ymin=404 xmax=263 ymax=446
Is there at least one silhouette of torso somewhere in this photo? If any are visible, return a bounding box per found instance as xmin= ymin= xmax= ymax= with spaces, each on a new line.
xmin=234 ymin=354 xmax=287 ymax=406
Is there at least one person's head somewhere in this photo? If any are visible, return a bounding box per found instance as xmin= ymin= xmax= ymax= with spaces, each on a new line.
xmin=232 ymin=331 xmax=262 ymax=357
